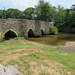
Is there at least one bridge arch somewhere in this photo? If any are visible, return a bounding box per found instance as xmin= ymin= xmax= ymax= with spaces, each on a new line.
xmin=27 ymin=28 xmax=34 ymax=37
xmin=41 ymin=29 xmax=44 ymax=35
xmin=4 ymin=29 xmax=19 ymax=39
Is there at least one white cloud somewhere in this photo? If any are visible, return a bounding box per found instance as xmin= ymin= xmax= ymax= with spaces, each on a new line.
xmin=50 ymin=0 xmax=56 ymax=6
xmin=10 ymin=0 xmax=38 ymax=10
xmin=51 ymin=0 xmax=55 ymax=2
xmin=0 ymin=0 xmax=38 ymax=10
xmin=58 ymin=2 xmax=64 ymax=6
xmin=51 ymin=3 xmax=55 ymax=6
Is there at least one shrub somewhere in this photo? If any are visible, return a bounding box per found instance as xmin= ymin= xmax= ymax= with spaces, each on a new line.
xmin=49 ymin=26 xmax=58 ymax=34
xmin=0 ymin=36 xmax=3 ymax=42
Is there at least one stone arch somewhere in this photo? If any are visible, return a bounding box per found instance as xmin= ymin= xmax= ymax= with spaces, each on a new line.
xmin=27 ymin=28 xmax=34 ymax=37
xmin=41 ymin=29 xmax=44 ymax=35
xmin=4 ymin=29 xmax=19 ymax=40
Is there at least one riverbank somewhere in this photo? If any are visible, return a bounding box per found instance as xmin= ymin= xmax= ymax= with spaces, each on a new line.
xmin=0 ymin=39 xmax=75 ymax=75
xmin=28 ymin=33 xmax=75 ymax=47
xmin=33 ymin=41 xmax=75 ymax=53
xmin=59 ymin=42 xmax=75 ymax=53
xmin=28 ymin=40 xmax=75 ymax=53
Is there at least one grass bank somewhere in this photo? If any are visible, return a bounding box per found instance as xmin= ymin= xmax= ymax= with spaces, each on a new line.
xmin=0 ymin=39 xmax=75 ymax=75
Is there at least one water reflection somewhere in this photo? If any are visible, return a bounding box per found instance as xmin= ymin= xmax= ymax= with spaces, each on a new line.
xmin=28 ymin=33 xmax=75 ymax=46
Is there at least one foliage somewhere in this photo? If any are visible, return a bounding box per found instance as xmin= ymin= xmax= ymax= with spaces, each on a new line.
xmin=35 ymin=0 xmax=54 ymax=21
xmin=22 ymin=7 xmax=35 ymax=19
xmin=49 ymin=26 xmax=58 ymax=34
xmin=53 ymin=5 xmax=65 ymax=31
xmin=6 ymin=8 xmax=22 ymax=19
xmin=0 ymin=10 xmax=6 ymax=19
xmin=54 ymin=5 xmax=75 ymax=33
xmin=0 ymin=36 xmax=3 ymax=42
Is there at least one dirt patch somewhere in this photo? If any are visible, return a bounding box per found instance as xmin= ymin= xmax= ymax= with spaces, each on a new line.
xmin=59 ymin=42 xmax=75 ymax=53
xmin=29 ymin=60 xmax=71 ymax=75
xmin=0 ymin=48 xmax=36 ymax=65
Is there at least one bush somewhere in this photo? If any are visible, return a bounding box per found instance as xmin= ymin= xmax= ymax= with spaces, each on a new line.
xmin=49 ymin=26 xmax=58 ymax=34
xmin=0 ymin=36 xmax=3 ymax=42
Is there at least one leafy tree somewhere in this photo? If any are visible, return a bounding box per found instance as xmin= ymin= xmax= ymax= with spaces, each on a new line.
xmin=0 ymin=10 xmax=6 ymax=19
xmin=22 ymin=7 xmax=35 ymax=19
xmin=70 ymin=5 xmax=75 ymax=27
xmin=54 ymin=4 xmax=75 ymax=33
xmin=6 ymin=8 xmax=22 ymax=19
xmin=35 ymin=0 xmax=53 ymax=21
xmin=54 ymin=5 xmax=66 ymax=32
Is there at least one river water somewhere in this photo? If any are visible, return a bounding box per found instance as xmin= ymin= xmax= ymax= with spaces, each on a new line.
xmin=28 ymin=33 xmax=75 ymax=46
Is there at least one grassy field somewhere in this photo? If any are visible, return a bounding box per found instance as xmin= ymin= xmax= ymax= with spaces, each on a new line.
xmin=0 ymin=39 xmax=75 ymax=75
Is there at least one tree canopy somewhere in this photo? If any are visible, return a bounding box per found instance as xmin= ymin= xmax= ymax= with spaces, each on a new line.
xmin=22 ymin=7 xmax=35 ymax=19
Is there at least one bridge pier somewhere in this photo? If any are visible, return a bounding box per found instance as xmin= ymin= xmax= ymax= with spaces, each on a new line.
xmin=34 ymin=20 xmax=41 ymax=37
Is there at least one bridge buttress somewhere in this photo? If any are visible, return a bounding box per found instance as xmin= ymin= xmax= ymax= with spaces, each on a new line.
xmin=34 ymin=20 xmax=41 ymax=37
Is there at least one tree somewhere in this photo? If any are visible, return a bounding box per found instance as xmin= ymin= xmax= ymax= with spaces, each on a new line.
xmin=22 ymin=7 xmax=35 ymax=20
xmin=70 ymin=5 xmax=75 ymax=27
xmin=54 ymin=4 xmax=75 ymax=33
xmin=6 ymin=8 xmax=22 ymax=19
xmin=0 ymin=10 xmax=6 ymax=19
xmin=54 ymin=5 xmax=66 ymax=32
xmin=35 ymin=0 xmax=53 ymax=21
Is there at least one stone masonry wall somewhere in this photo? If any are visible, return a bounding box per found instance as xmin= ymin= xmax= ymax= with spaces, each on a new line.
xmin=27 ymin=20 xmax=35 ymax=32
xmin=41 ymin=21 xmax=45 ymax=33
xmin=45 ymin=21 xmax=50 ymax=34
xmin=0 ymin=18 xmax=52 ymax=39
xmin=0 ymin=19 xmax=21 ymax=37
xmin=34 ymin=20 xmax=41 ymax=36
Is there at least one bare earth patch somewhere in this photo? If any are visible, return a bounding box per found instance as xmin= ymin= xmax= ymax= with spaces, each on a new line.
xmin=59 ymin=42 xmax=75 ymax=52
xmin=0 ymin=48 xmax=36 ymax=65
xmin=29 ymin=60 xmax=71 ymax=75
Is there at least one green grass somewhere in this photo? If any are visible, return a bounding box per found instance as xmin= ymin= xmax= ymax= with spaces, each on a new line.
xmin=14 ymin=37 xmax=25 ymax=40
xmin=0 ymin=40 xmax=75 ymax=75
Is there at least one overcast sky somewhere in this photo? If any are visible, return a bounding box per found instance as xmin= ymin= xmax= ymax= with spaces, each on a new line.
xmin=0 ymin=0 xmax=75 ymax=11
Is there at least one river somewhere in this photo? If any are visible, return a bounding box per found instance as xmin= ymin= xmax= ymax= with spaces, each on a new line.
xmin=28 ymin=33 xmax=75 ymax=46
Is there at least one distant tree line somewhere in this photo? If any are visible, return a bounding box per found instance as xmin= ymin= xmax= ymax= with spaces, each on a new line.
xmin=0 ymin=0 xmax=75 ymax=33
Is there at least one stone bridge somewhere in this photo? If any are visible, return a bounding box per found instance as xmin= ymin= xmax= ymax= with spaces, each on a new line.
xmin=0 ymin=18 xmax=52 ymax=39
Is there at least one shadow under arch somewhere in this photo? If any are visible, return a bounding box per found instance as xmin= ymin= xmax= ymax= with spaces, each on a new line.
xmin=4 ymin=29 xmax=18 ymax=40
xmin=41 ymin=29 xmax=44 ymax=35
xmin=28 ymin=29 xmax=34 ymax=37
